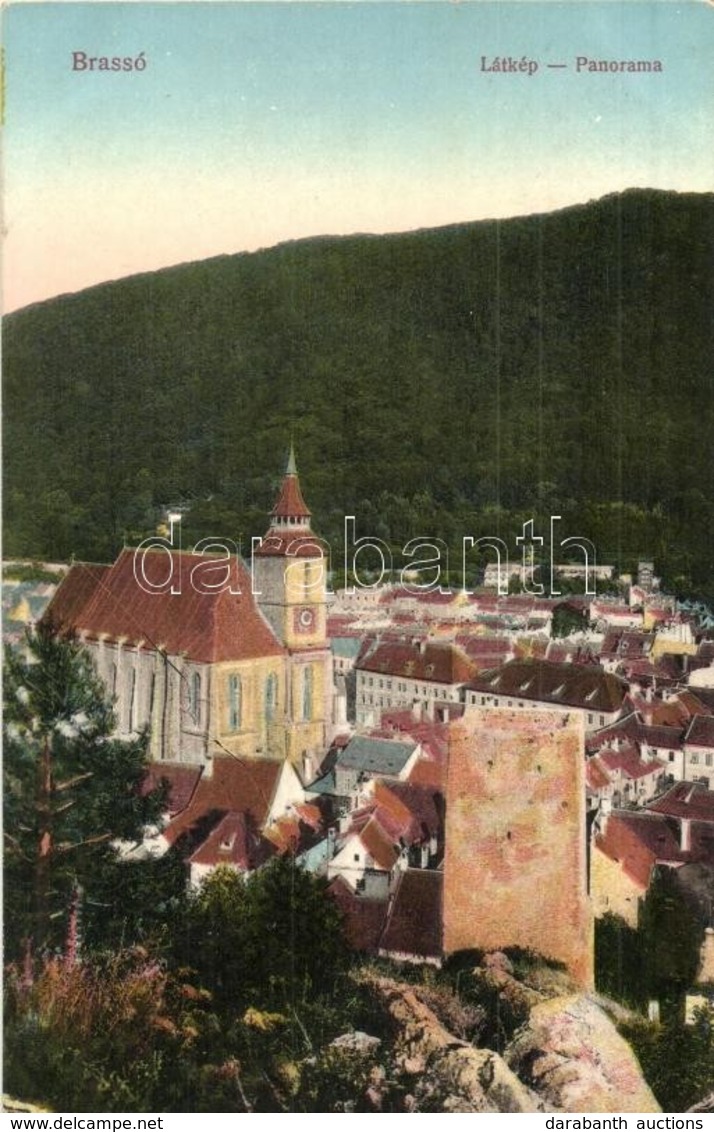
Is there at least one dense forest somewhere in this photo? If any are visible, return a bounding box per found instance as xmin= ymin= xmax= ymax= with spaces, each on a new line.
xmin=4 ymin=189 xmax=714 ymax=595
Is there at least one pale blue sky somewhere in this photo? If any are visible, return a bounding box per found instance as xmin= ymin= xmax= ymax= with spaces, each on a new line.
xmin=4 ymin=1 xmax=713 ymax=310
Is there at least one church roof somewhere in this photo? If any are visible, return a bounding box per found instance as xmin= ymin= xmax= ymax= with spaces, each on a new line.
xmin=45 ymin=562 xmax=111 ymax=629
xmin=44 ymin=549 xmax=283 ymax=663
xmin=271 ymin=475 xmax=311 ymax=520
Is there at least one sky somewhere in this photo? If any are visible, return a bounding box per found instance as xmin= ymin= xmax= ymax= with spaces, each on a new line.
xmin=3 ymin=0 xmax=714 ymax=311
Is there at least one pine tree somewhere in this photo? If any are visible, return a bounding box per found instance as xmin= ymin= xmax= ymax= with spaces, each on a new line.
xmin=3 ymin=623 xmax=166 ymax=957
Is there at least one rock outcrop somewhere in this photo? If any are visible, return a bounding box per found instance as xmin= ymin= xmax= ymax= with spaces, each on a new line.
xmin=354 ymin=957 xmax=661 ymax=1113
xmin=361 ymin=973 xmax=543 ymax=1112
xmin=505 ymin=994 xmax=660 ymax=1113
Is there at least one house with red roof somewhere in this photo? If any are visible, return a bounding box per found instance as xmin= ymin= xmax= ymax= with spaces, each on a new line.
xmin=683 ymin=716 xmax=714 ymax=789
xmin=464 ymin=658 xmax=628 ymax=733
xmin=355 ymin=638 xmax=476 ymax=727
xmin=585 ymin=744 xmax=665 ymax=809
xmin=591 ymin=785 xmax=714 ymax=926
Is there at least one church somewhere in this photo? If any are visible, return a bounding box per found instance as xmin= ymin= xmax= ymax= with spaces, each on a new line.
xmin=44 ymin=449 xmax=333 ymax=776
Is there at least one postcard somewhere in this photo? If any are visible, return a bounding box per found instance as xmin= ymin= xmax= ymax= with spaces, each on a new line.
xmin=3 ymin=0 xmax=714 ymax=1117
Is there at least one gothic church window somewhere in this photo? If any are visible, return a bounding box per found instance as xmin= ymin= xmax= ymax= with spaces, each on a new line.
xmin=302 ymin=666 xmax=313 ymax=721
xmin=228 ymin=674 xmax=241 ymax=732
xmin=266 ymin=672 xmax=278 ymax=722
xmin=189 ymin=671 xmax=201 ymax=725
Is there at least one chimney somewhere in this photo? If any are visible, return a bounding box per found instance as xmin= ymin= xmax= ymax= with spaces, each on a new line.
xmin=680 ymin=817 xmax=692 ymax=853
xmin=411 ymin=700 xmax=421 ymax=722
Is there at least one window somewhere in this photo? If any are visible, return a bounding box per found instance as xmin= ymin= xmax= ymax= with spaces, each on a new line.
xmin=188 ymin=671 xmax=201 ymax=725
xmin=265 ymin=672 xmax=278 ymax=722
xmin=706 ymin=753 xmax=713 ymax=767
xmin=690 ymin=752 xmax=700 ymax=765
xmin=228 ymin=674 xmax=241 ymax=731
xmin=304 ymin=561 xmax=311 ymax=597
xmin=129 ymin=668 xmax=137 ymax=731
xmin=302 ymin=666 xmax=313 ymax=721
xmin=148 ymin=673 xmax=156 ymax=721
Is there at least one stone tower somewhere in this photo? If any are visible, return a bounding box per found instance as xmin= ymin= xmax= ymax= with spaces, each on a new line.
xmin=443 ymin=708 xmax=593 ymax=988
xmin=253 ymin=447 xmax=332 ymax=766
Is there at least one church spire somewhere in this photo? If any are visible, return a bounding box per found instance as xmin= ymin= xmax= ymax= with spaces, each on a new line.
xmin=269 ymin=444 xmax=311 ymax=528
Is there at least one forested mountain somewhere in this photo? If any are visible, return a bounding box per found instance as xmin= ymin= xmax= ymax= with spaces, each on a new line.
xmin=4 ymin=189 xmax=714 ymax=593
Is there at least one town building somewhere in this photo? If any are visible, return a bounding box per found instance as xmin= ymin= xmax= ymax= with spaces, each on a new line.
xmin=464 ymin=658 xmax=627 ymax=733
xmin=354 ymin=638 xmax=475 ymax=727
xmin=43 ymin=448 xmax=332 ymax=772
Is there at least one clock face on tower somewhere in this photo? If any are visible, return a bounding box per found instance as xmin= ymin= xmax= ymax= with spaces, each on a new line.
xmin=294 ymin=606 xmax=316 ymax=633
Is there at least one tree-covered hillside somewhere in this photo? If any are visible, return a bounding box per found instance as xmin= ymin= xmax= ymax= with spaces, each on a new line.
xmin=4 ymin=189 xmax=714 ymax=593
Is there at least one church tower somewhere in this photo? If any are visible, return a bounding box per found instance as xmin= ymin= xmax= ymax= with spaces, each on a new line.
xmin=253 ymin=446 xmax=331 ymax=766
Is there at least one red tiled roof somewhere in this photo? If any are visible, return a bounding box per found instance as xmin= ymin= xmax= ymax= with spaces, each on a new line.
xmin=599 ymin=630 xmax=654 ymax=659
xmin=407 ymin=759 xmax=444 ymax=788
xmin=358 ymin=640 xmax=475 ymax=685
xmin=636 ymin=722 xmax=686 ymax=750
xmin=270 ymin=472 xmax=311 ymax=520
xmin=685 ymin=716 xmax=714 ymax=749
xmin=382 ymin=781 xmax=442 ymax=843
xmin=263 ymin=815 xmax=302 ymax=853
xmin=293 ymin=802 xmax=323 ymax=830
xmin=588 ymin=713 xmax=685 ymax=752
xmin=359 ymin=816 xmax=400 ymax=871
xmin=414 ymin=590 xmax=457 ymax=606
xmin=364 ymin=782 xmax=414 ymax=840
xmin=327 ymin=616 xmax=361 ymax=636
xmin=328 ymin=877 xmax=387 ymax=953
xmin=376 ymin=711 xmax=450 ymax=764
xmin=189 ymin=811 xmax=270 ymax=870
xmin=647 ymin=783 xmax=714 ymax=823
xmin=44 ymin=549 xmax=283 ymax=663
xmin=380 ymin=869 xmax=443 ymax=959
xmin=598 ymin=746 xmax=663 ymax=780
xmin=467 ymin=658 xmax=627 ymax=714
xmin=41 ymin=562 xmax=111 ymax=632
xmin=630 ymin=698 xmax=692 ymax=728
xmin=142 ymin=763 xmax=203 ymax=817
xmin=595 ymin=812 xmax=681 ymax=889
xmin=163 ymin=756 xmax=283 ymax=846
xmin=678 ymin=692 xmax=714 ymax=719
xmin=586 ymin=757 xmax=611 ymax=791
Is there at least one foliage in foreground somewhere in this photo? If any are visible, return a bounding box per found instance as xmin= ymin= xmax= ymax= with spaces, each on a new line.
xmin=621 ymin=1009 xmax=714 ymax=1113
xmin=3 ymin=626 xmax=166 ymax=958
